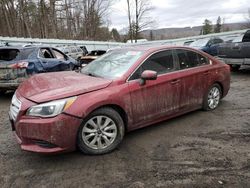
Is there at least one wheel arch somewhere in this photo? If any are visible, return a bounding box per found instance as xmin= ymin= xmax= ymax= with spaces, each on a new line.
xmin=213 ymin=81 xmax=224 ymax=97
xmin=87 ymin=104 xmax=129 ymax=132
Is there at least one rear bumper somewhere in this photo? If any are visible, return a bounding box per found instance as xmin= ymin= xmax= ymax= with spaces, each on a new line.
xmin=0 ymin=81 xmax=20 ymax=89
xmin=0 ymin=77 xmax=27 ymax=90
xmin=218 ymin=58 xmax=250 ymax=65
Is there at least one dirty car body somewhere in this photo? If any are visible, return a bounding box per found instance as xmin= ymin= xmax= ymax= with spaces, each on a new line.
xmin=0 ymin=46 xmax=78 ymax=92
xmin=9 ymin=46 xmax=230 ymax=154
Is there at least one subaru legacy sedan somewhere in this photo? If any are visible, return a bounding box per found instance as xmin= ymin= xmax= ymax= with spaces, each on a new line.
xmin=9 ymin=46 xmax=230 ymax=155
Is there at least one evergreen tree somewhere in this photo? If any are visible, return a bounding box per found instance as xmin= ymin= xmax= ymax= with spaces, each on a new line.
xmin=214 ymin=16 xmax=222 ymax=33
xmin=202 ymin=19 xmax=213 ymax=35
xmin=111 ymin=28 xmax=121 ymax=42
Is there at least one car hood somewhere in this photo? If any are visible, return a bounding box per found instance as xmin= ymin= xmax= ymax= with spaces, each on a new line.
xmin=18 ymin=71 xmax=112 ymax=103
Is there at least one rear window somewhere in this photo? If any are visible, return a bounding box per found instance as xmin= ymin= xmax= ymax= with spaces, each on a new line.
xmin=0 ymin=49 xmax=20 ymax=61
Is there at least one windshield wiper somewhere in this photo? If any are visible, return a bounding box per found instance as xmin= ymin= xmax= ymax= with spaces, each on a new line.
xmin=83 ymin=71 xmax=102 ymax=78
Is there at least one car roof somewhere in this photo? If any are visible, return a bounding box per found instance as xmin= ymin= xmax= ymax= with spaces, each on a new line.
xmin=116 ymin=45 xmax=197 ymax=53
xmin=0 ymin=46 xmax=50 ymax=50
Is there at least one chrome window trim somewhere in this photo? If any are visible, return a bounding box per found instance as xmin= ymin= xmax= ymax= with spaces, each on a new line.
xmin=126 ymin=48 xmax=212 ymax=83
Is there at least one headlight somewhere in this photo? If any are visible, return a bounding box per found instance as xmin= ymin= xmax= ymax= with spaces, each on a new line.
xmin=27 ymin=97 xmax=77 ymax=117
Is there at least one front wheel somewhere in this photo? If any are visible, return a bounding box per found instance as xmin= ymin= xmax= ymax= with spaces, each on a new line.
xmin=77 ymin=107 xmax=125 ymax=155
xmin=203 ymin=84 xmax=222 ymax=111
xmin=0 ymin=90 xmax=6 ymax=95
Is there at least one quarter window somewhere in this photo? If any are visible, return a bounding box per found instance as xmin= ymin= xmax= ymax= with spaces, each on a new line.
xmin=130 ymin=50 xmax=174 ymax=80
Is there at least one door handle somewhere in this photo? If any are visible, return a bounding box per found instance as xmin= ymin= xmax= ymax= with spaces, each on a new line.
xmin=203 ymin=71 xmax=209 ymax=75
xmin=171 ymin=79 xmax=180 ymax=84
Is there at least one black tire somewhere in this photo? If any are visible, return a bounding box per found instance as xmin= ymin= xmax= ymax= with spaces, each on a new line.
xmin=203 ymin=83 xmax=222 ymax=111
xmin=230 ymin=65 xmax=240 ymax=72
xmin=0 ymin=90 xmax=6 ymax=95
xmin=77 ymin=107 xmax=125 ymax=155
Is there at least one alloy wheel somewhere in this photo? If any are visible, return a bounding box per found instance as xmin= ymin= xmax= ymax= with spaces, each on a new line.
xmin=82 ymin=115 xmax=118 ymax=150
xmin=207 ymin=86 xmax=220 ymax=109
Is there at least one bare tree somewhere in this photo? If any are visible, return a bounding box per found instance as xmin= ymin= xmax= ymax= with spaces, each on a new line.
xmin=126 ymin=0 xmax=154 ymax=43
xmin=242 ymin=8 xmax=250 ymax=28
xmin=0 ymin=0 xmax=114 ymax=41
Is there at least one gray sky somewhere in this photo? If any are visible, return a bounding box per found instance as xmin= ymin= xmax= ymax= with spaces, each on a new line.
xmin=110 ymin=0 xmax=249 ymax=30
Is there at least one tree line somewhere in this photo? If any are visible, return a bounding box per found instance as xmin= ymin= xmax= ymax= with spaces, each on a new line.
xmin=0 ymin=0 xmax=121 ymax=41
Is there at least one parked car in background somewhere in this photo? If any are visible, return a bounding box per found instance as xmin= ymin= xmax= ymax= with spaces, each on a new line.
xmin=190 ymin=37 xmax=224 ymax=56
xmin=9 ymin=46 xmax=230 ymax=155
xmin=183 ymin=40 xmax=194 ymax=46
xmin=79 ymin=46 xmax=88 ymax=55
xmin=0 ymin=46 xmax=78 ymax=93
xmin=217 ymin=30 xmax=250 ymax=71
xmin=59 ymin=46 xmax=86 ymax=61
xmin=80 ymin=50 xmax=106 ymax=67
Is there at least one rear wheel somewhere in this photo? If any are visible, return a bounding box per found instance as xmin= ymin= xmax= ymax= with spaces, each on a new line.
xmin=230 ymin=65 xmax=240 ymax=72
xmin=0 ymin=90 xmax=6 ymax=95
xmin=77 ymin=107 xmax=125 ymax=155
xmin=203 ymin=84 xmax=222 ymax=111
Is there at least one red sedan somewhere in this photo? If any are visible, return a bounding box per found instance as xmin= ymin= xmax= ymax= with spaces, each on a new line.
xmin=9 ymin=46 xmax=230 ymax=154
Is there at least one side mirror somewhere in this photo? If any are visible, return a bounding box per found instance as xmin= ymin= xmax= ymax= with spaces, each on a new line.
xmin=140 ymin=70 xmax=157 ymax=85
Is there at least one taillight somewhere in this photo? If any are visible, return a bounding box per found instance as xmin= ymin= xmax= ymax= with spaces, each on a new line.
xmin=9 ymin=61 xmax=29 ymax=69
xmin=225 ymin=64 xmax=230 ymax=71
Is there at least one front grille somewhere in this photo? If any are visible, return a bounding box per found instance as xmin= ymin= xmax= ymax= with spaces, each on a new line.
xmin=9 ymin=93 xmax=21 ymax=121
xmin=33 ymin=140 xmax=57 ymax=148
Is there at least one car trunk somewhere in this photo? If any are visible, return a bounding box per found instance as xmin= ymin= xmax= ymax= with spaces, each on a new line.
xmin=0 ymin=49 xmax=28 ymax=87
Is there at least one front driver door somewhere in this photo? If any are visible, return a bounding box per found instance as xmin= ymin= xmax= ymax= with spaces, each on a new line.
xmin=128 ymin=50 xmax=181 ymax=128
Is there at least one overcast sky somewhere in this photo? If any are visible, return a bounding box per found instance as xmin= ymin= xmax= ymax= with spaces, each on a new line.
xmin=110 ymin=0 xmax=249 ymax=30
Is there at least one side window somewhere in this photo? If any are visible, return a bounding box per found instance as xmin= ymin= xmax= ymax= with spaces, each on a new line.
xmin=52 ymin=49 xmax=66 ymax=60
xmin=77 ymin=48 xmax=83 ymax=53
xmin=176 ymin=49 xmax=190 ymax=69
xmin=214 ymin=39 xmax=223 ymax=44
xmin=176 ymin=49 xmax=209 ymax=69
xmin=39 ymin=48 xmax=53 ymax=59
xmin=130 ymin=50 xmax=174 ymax=80
xmin=71 ymin=47 xmax=77 ymax=53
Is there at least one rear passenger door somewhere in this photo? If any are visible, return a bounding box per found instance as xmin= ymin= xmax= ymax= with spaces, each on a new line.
xmin=175 ymin=49 xmax=211 ymax=111
xmin=128 ymin=50 xmax=181 ymax=127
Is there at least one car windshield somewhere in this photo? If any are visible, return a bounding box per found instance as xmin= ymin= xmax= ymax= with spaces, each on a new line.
xmin=81 ymin=49 xmax=143 ymax=79
xmin=190 ymin=38 xmax=210 ymax=47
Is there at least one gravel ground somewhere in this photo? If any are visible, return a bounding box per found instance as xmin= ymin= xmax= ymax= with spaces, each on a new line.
xmin=0 ymin=68 xmax=250 ymax=188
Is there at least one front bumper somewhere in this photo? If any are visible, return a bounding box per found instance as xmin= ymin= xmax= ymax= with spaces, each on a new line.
xmin=10 ymin=113 xmax=82 ymax=154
